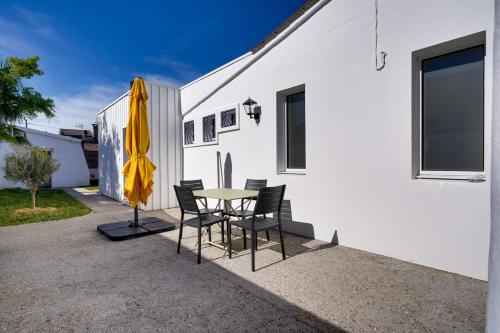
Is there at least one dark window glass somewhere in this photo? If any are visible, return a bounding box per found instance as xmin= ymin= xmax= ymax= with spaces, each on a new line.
xmin=203 ymin=115 xmax=216 ymax=142
xmin=221 ymin=109 xmax=236 ymax=128
xmin=422 ymin=45 xmax=484 ymax=172
xmin=184 ymin=121 xmax=194 ymax=145
xmin=286 ymin=92 xmax=306 ymax=169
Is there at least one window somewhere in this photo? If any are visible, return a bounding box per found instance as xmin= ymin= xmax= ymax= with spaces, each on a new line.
xmin=420 ymin=45 xmax=484 ymax=175
xmin=203 ymin=115 xmax=216 ymax=142
xmin=286 ymin=92 xmax=306 ymax=169
xmin=277 ymin=85 xmax=306 ymax=173
xmin=184 ymin=121 xmax=194 ymax=145
xmin=221 ymin=109 xmax=236 ymax=128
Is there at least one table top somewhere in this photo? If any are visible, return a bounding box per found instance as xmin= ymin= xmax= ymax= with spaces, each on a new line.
xmin=193 ymin=188 xmax=258 ymax=201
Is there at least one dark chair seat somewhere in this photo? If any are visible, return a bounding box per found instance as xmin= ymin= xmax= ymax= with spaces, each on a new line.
xmin=227 ymin=185 xmax=286 ymax=271
xmin=229 ymin=216 xmax=278 ymax=231
xmin=186 ymin=207 xmax=223 ymax=215
xmin=182 ymin=214 xmax=228 ymax=228
xmin=226 ymin=209 xmax=253 ymax=218
xmin=174 ymin=185 xmax=229 ymax=265
xmin=181 ymin=179 xmax=224 ymax=244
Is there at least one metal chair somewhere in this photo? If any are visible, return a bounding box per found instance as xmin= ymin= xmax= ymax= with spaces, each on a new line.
xmin=180 ymin=179 xmax=224 ymax=242
xmin=174 ymin=185 xmax=229 ymax=264
xmin=226 ymin=179 xmax=269 ymax=246
xmin=227 ymin=185 xmax=286 ymax=271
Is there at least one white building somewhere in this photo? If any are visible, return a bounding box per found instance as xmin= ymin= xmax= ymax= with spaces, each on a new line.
xmin=95 ymin=85 xmax=182 ymax=211
xmin=98 ymin=0 xmax=496 ymax=283
xmin=0 ymin=127 xmax=90 ymax=188
xmin=181 ymin=0 xmax=494 ymax=281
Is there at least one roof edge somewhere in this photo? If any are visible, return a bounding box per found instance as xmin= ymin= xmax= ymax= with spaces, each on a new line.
xmin=251 ymin=0 xmax=320 ymax=54
xmin=180 ymin=52 xmax=252 ymax=90
xmin=95 ymin=90 xmax=129 ymax=117
xmin=95 ymin=80 xmax=179 ymax=117
xmin=17 ymin=126 xmax=82 ymax=143
xmin=182 ymin=0 xmax=330 ymax=117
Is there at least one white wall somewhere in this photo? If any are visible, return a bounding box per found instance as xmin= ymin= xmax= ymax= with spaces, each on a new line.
xmin=0 ymin=129 xmax=89 ymax=189
xmin=181 ymin=53 xmax=253 ymax=113
xmin=96 ymin=82 xmax=182 ymax=210
xmin=487 ymin=0 xmax=500 ymax=330
xmin=181 ymin=0 xmax=494 ymax=280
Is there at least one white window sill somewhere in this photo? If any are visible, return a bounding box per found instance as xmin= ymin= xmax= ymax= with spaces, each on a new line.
xmin=416 ymin=174 xmax=485 ymax=182
xmin=281 ymin=169 xmax=306 ymax=175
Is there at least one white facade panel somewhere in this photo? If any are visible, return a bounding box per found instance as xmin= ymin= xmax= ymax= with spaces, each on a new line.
xmin=0 ymin=128 xmax=89 ymax=189
xmin=96 ymin=82 xmax=182 ymax=210
xmin=181 ymin=53 xmax=253 ymax=114
xmin=181 ymin=0 xmax=494 ymax=280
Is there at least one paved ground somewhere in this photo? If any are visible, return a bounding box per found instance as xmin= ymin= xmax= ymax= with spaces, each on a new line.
xmin=0 ymin=188 xmax=487 ymax=332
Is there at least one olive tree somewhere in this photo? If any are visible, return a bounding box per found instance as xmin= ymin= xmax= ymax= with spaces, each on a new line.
xmin=3 ymin=145 xmax=60 ymax=208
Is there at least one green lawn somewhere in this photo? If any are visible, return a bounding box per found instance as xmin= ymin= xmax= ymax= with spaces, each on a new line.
xmin=0 ymin=188 xmax=92 ymax=227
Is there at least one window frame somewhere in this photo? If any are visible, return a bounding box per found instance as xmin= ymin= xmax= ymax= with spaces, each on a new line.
xmin=183 ymin=120 xmax=194 ymax=146
xmin=217 ymin=104 xmax=240 ymax=134
xmin=285 ymin=92 xmax=306 ymax=172
xmin=411 ymin=32 xmax=486 ymax=181
xmin=276 ymin=84 xmax=306 ymax=175
xmin=202 ymin=114 xmax=216 ymax=143
xmin=221 ymin=109 xmax=237 ymax=128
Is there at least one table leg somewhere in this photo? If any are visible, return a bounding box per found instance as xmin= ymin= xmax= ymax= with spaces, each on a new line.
xmin=201 ymin=197 xmax=253 ymax=257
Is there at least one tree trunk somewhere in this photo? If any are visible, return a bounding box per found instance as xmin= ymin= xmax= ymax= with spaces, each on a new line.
xmin=30 ymin=187 xmax=37 ymax=209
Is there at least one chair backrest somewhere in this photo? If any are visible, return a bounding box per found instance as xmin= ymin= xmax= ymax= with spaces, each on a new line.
xmin=253 ymin=185 xmax=286 ymax=216
xmin=174 ymin=185 xmax=200 ymax=214
xmin=180 ymin=179 xmax=204 ymax=191
xmin=245 ymin=179 xmax=267 ymax=191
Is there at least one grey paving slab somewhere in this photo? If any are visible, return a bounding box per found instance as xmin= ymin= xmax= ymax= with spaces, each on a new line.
xmin=0 ymin=188 xmax=486 ymax=332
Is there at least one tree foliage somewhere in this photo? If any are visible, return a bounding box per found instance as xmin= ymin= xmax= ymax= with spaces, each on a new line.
xmin=0 ymin=56 xmax=55 ymax=144
xmin=3 ymin=145 xmax=60 ymax=208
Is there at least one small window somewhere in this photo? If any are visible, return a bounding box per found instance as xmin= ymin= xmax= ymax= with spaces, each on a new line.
xmin=184 ymin=121 xmax=194 ymax=145
xmin=277 ymin=85 xmax=306 ymax=174
xmin=221 ymin=109 xmax=236 ymax=128
xmin=420 ymin=45 xmax=484 ymax=174
xmin=203 ymin=115 xmax=216 ymax=142
xmin=286 ymin=92 xmax=306 ymax=170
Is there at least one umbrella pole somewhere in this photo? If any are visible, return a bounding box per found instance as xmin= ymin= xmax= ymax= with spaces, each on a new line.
xmin=133 ymin=206 xmax=139 ymax=227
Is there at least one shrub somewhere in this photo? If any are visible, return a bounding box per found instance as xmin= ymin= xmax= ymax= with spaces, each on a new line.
xmin=3 ymin=145 xmax=60 ymax=208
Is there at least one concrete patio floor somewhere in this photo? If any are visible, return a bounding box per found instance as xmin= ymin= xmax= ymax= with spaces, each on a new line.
xmin=0 ymin=188 xmax=487 ymax=332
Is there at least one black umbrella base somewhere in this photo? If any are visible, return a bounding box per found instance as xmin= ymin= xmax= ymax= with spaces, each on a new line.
xmin=97 ymin=217 xmax=176 ymax=241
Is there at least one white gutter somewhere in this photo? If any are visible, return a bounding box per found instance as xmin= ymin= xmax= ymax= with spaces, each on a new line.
xmin=182 ymin=0 xmax=331 ymax=117
xmin=180 ymin=52 xmax=252 ymax=90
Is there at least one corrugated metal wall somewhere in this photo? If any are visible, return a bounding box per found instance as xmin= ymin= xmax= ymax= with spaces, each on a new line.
xmin=96 ymin=82 xmax=182 ymax=210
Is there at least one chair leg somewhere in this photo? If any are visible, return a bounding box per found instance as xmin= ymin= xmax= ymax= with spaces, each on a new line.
xmin=254 ymin=231 xmax=258 ymax=250
xmin=208 ymin=226 xmax=212 ymax=242
xmin=197 ymin=227 xmax=202 ymax=264
xmin=220 ymin=221 xmax=225 ymax=243
xmin=243 ymin=229 xmax=247 ymax=249
xmin=251 ymin=230 xmax=256 ymax=272
xmin=177 ymin=223 xmax=183 ymax=253
xmin=228 ymin=223 xmax=232 ymax=259
xmin=263 ymin=215 xmax=270 ymax=241
xmin=278 ymin=223 xmax=286 ymax=260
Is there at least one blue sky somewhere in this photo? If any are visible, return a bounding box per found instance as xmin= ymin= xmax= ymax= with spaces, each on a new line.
xmin=0 ymin=0 xmax=306 ymax=133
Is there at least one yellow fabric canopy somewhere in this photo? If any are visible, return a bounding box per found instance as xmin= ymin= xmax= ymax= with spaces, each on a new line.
xmin=122 ymin=77 xmax=156 ymax=208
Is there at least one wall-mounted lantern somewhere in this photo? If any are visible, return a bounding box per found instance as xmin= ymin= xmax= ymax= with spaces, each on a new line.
xmin=242 ymin=97 xmax=260 ymax=122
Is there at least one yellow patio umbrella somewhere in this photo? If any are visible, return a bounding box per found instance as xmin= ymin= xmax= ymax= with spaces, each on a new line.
xmin=122 ymin=77 xmax=156 ymax=224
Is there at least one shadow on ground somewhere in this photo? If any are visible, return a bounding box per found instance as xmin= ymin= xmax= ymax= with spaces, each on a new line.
xmin=0 ymin=188 xmax=487 ymax=332
xmin=0 ymin=188 xmax=346 ymax=332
